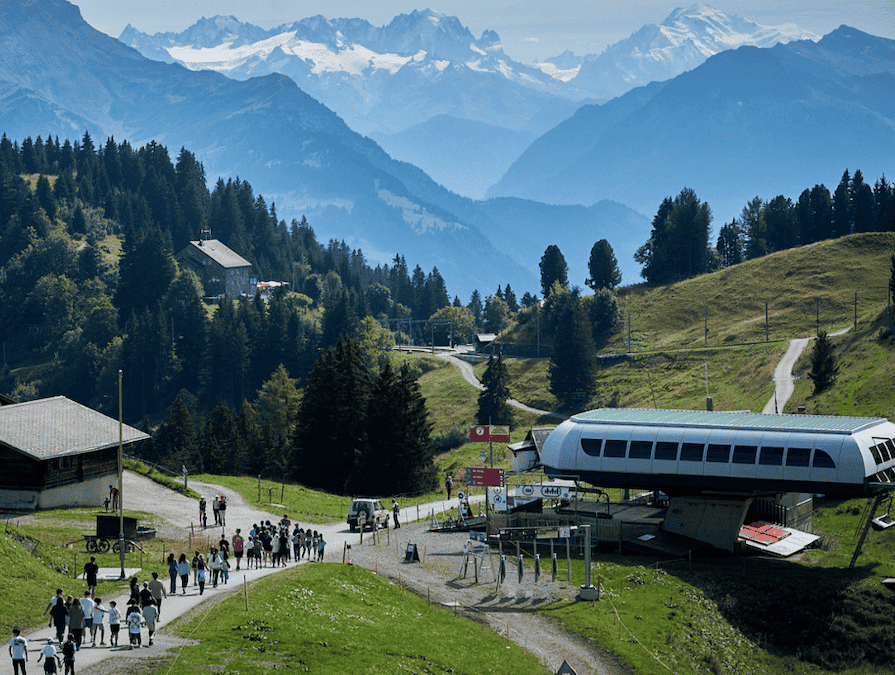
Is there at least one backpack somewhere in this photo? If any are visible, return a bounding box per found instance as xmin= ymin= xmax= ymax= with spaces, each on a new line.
xmin=62 ymin=642 xmax=76 ymax=659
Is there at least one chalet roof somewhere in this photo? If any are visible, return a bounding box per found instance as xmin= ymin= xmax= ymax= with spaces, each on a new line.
xmin=0 ymin=396 xmax=149 ymax=461
xmin=178 ymin=239 xmax=251 ymax=269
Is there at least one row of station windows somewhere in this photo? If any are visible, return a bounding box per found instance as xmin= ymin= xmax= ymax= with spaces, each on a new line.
xmin=579 ymin=438 xmax=837 ymax=469
xmin=869 ymin=438 xmax=895 ymax=465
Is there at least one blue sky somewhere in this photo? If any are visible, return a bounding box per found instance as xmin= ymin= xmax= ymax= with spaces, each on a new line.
xmin=73 ymin=0 xmax=894 ymax=63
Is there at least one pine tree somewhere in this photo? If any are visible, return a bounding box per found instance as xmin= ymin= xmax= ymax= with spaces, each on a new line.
xmin=320 ymin=289 xmax=358 ymax=352
xmin=467 ymin=289 xmax=483 ymax=325
xmin=150 ymin=389 xmax=200 ymax=470
xmin=115 ymin=228 xmax=176 ymax=324
xmin=476 ymin=353 xmax=514 ymax=427
xmin=742 ymin=196 xmax=767 ymax=260
xmin=832 ymin=170 xmax=853 ymax=237
xmin=503 ymin=284 xmax=519 ymax=312
xmin=355 ymin=364 xmax=437 ymax=495
xmin=808 ymin=331 xmax=839 ymax=395
xmin=162 ymin=269 xmax=208 ymax=395
xmin=256 ymin=364 xmax=300 ymax=476
xmin=716 ymin=219 xmax=744 ymax=268
xmin=764 ymin=196 xmax=797 ymax=252
xmin=200 ymin=401 xmax=242 ymax=475
xmin=549 ymin=290 xmax=597 ymax=405
xmin=586 ymin=239 xmax=621 ymax=290
xmin=539 ymin=245 xmax=568 ymax=298
xmin=292 ymin=337 xmax=371 ymax=492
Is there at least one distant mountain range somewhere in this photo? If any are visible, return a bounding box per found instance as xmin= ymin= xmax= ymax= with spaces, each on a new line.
xmin=120 ymin=4 xmax=814 ymax=199
xmin=488 ymin=26 xmax=895 ymax=224
xmin=0 ymin=0 xmax=649 ymax=297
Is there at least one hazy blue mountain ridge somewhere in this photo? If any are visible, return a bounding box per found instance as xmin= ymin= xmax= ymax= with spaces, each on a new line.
xmin=488 ymin=27 xmax=895 ymax=227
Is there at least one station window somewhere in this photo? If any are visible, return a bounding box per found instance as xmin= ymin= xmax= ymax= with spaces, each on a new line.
xmin=604 ymin=439 xmax=627 ymax=458
xmin=759 ymin=446 xmax=784 ymax=466
xmin=680 ymin=442 xmax=704 ymax=462
xmin=706 ymin=444 xmax=731 ymax=463
xmin=870 ymin=443 xmax=885 ymax=465
xmin=786 ymin=447 xmax=811 ymax=467
xmin=812 ymin=450 xmax=836 ymax=469
xmin=732 ymin=445 xmax=757 ymax=464
xmin=654 ymin=441 xmax=679 ymax=461
xmin=881 ymin=442 xmax=893 ymax=462
xmin=580 ymin=438 xmax=602 ymax=457
xmin=629 ymin=440 xmax=653 ymax=459
xmin=886 ymin=439 xmax=895 ymax=458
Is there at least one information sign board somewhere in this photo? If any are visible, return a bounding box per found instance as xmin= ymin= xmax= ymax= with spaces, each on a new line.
xmin=466 ymin=467 xmax=505 ymax=487
xmin=513 ymin=483 xmax=571 ymax=500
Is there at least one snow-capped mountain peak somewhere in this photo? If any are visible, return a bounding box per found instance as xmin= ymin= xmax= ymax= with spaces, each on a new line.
xmin=535 ymin=4 xmax=818 ymax=98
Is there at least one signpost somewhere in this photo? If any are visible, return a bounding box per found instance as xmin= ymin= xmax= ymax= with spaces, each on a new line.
xmin=469 ymin=425 xmax=510 ymax=468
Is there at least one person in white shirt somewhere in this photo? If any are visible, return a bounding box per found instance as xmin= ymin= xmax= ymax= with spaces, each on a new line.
xmin=79 ymin=593 xmax=95 ymax=643
xmin=38 ymin=638 xmax=60 ymax=674
xmin=126 ymin=604 xmax=143 ymax=649
xmin=9 ymin=628 xmax=27 ymax=675
xmin=141 ymin=602 xmax=158 ymax=646
xmin=107 ymin=601 xmax=121 ymax=647
xmin=38 ymin=639 xmax=59 ymax=674
xmin=90 ymin=598 xmax=107 ymax=646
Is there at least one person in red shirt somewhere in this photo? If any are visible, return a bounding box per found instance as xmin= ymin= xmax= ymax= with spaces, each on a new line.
xmin=231 ymin=529 xmax=244 ymax=570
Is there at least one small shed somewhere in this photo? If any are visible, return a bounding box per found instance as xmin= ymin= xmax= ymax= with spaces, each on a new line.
xmin=175 ymin=238 xmax=254 ymax=298
xmin=510 ymin=427 xmax=553 ymax=472
xmin=474 ymin=333 xmax=497 ymax=354
xmin=0 ymin=396 xmax=149 ymax=510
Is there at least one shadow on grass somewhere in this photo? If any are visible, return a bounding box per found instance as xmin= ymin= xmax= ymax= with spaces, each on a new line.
xmin=657 ymin=552 xmax=895 ymax=671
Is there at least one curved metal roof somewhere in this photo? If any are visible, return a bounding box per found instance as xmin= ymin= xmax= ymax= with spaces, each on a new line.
xmin=571 ymin=408 xmax=886 ymax=435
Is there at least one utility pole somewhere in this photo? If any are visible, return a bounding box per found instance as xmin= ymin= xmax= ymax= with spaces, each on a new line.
xmin=704 ymin=306 xmax=708 ymax=347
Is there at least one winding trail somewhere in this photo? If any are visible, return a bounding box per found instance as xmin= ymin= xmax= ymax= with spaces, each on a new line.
xmin=433 ymin=348 xmax=567 ymax=422
xmin=761 ymin=326 xmax=851 ymax=414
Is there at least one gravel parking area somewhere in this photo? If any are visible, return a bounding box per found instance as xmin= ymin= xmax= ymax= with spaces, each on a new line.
xmin=348 ymin=520 xmax=631 ymax=675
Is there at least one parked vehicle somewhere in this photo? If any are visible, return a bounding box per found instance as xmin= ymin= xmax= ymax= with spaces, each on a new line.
xmin=347 ymin=498 xmax=390 ymax=531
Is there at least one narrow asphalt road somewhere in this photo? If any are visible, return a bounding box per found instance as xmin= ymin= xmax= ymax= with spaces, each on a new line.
xmin=761 ymin=326 xmax=851 ymax=414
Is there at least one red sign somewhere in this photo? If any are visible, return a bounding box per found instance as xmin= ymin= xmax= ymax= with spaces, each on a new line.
xmin=469 ymin=425 xmax=489 ymax=442
xmin=469 ymin=425 xmax=510 ymax=443
xmin=466 ymin=467 xmax=505 ymax=487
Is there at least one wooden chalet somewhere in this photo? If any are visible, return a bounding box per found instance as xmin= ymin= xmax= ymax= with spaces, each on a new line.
xmin=0 ymin=396 xmax=149 ymax=510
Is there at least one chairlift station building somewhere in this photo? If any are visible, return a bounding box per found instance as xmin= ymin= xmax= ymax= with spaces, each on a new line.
xmin=515 ymin=408 xmax=895 ymax=551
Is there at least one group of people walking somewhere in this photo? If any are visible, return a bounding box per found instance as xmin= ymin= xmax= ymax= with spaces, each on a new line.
xmin=13 ymin=494 xmax=348 ymax=674
xmin=197 ymin=495 xmax=227 ymax=528
xmin=240 ymin=518 xmax=327 ymax=567
xmin=21 ymin=573 xmax=165 ymax=674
